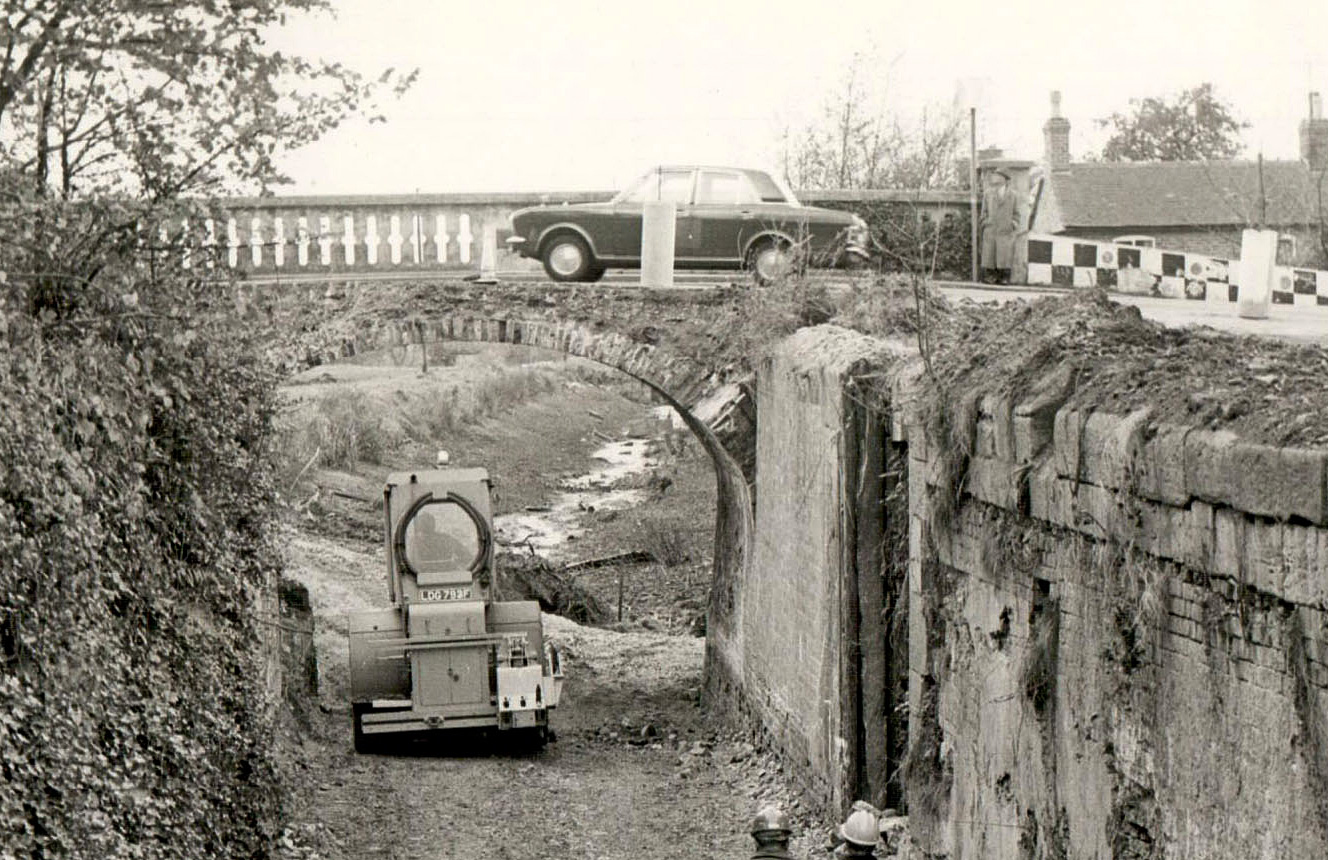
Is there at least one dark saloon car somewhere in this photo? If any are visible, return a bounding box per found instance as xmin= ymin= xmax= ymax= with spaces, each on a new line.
xmin=506 ymin=166 xmax=869 ymax=283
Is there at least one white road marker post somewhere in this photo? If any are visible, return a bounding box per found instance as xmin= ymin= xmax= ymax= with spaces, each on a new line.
xmin=1236 ymin=228 xmax=1277 ymax=320
xmin=640 ymin=201 xmax=676 ymax=288
xmin=475 ymin=223 xmax=499 ymax=284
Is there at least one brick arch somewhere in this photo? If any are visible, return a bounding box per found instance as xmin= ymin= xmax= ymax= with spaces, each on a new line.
xmin=268 ymin=297 xmax=753 ymax=639
xmin=305 ymin=311 xmax=717 ymax=406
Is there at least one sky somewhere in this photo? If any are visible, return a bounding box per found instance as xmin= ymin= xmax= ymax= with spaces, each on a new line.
xmin=270 ymin=0 xmax=1328 ymax=195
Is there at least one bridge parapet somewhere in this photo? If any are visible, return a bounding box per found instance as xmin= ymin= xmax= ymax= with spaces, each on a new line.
xmin=170 ymin=188 xmax=968 ymax=278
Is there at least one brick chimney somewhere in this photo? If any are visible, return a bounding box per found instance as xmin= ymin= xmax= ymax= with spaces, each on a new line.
xmin=1043 ymin=90 xmax=1071 ymax=170
xmin=1300 ymin=91 xmax=1328 ymax=171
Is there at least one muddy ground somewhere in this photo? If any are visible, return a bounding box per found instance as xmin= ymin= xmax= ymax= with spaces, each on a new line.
xmin=272 ymin=345 xmax=830 ymax=860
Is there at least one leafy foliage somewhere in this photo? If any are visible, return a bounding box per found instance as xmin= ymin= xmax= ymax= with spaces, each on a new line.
xmin=0 ymin=180 xmax=287 ymax=857
xmin=1098 ymin=83 xmax=1249 ymax=162
xmin=0 ymin=0 xmax=415 ymax=196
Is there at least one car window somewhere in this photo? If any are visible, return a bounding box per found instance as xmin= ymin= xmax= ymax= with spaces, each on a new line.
xmin=696 ymin=171 xmax=759 ymax=205
xmin=746 ymin=170 xmax=790 ymax=203
xmin=619 ymin=169 xmax=694 ymax=204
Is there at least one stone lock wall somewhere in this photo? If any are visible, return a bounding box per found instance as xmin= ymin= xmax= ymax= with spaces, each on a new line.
xmin=713 ymin=326 xmax=905 ymax=812
xmin=898 ymin=369 xmax=1328 ymax=859
xmin=711 ymin=322 xmax=1328 ymax=855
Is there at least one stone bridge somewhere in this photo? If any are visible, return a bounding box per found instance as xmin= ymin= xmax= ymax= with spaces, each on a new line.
xmin=251 ymin=276 xmax=761 ymax=632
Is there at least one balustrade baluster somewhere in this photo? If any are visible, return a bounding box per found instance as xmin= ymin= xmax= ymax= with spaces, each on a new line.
xmin=297 ymin=217 xmax=310 ymax=266
xmin=273 ymin=217 xmax=286 ymax=267
xmin=388 ymin=214 xmax=403 ymax=265
xmin=250 ymin=217 xmax=263 ymax=266
xmin=227 ymin=218 xmax=239 ymax=268
xmin=434 ymin=213 xmax=449 ymax=263
xmin=458 ymin=214 xmax=473 ymax=264
xmin=343 ymin=214 xmax=356 ymax=265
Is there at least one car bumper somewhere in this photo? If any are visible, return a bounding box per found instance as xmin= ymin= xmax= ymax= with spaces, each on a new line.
xmin=505 ymin=235 xmax=534 ymax=258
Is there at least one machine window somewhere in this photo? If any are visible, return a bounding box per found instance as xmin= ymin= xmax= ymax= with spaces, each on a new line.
xmin=404 ymin=501 xmax=481 ymax=570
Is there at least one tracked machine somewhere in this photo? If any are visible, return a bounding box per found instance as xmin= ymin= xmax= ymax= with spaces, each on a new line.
xmin=347 ymin=456 xmax=563 ymax=751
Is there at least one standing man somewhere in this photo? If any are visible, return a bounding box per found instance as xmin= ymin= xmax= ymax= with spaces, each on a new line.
xmin=980 ymin=168 xmax=1020 ymax=285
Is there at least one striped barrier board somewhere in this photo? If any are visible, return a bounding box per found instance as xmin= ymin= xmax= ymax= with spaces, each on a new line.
xmin=1025 ymin=233 xmax=1328 ymax=306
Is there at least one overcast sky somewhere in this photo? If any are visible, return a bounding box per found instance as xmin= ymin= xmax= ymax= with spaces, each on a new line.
xmin=271 ymin=0 xmax=1328 ymax=194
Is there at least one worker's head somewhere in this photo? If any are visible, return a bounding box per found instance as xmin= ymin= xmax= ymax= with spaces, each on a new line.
xmin=989 ymin=168 xmax=1010 ymax=188
xmin=751 ymin=805 xmax=792 ymax=842
xmin=838 ymin=808 xmax=879 ymax=848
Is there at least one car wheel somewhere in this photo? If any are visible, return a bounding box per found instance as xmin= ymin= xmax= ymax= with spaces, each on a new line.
xmin=586 ymin=266 xmax=606 ymax=283
xmin=746 ymin=238 xmax=795 ymax=286
xmin=541 ymin=233 xmax=595 ymax=282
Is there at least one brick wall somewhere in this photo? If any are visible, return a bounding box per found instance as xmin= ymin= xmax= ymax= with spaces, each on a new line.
xmin=896 ymin=367 xmax=1328 ymax=859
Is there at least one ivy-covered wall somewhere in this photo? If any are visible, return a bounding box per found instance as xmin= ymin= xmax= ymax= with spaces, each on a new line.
xmin=1 ymin=214 xmax=288 ymax=857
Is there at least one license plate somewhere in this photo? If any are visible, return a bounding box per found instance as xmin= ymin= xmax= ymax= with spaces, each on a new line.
xmin=419 ymin=586 xmax=469 ymax=602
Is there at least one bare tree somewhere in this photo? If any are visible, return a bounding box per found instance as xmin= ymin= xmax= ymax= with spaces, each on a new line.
xmin=780 ymin=52 xmax=964 ymax=191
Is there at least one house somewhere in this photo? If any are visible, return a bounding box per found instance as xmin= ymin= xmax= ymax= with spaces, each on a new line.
xmin=1023 ymin=90 xmax=1328 ymax=267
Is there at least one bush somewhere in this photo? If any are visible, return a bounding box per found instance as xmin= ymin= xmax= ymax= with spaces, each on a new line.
xmin=0 ymin=192 xmax=286 ymax=858
xmin=819 ymin=200 xmax=973 ymax=277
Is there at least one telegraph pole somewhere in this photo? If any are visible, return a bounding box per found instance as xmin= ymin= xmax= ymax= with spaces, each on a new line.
xmin=969 ymin=107 xmax=979 ymax=282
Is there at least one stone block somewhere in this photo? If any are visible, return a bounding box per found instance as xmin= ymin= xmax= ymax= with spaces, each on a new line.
xmin=1013 ymin=363 xmax=1074 ymax=465
xmin=1180 ymin=501 xmax=1216 ymax=573
xmin=981 ymin=393 xmax=1016 ymax=462
xmin=1135 ymin=423 xmax=1192 ymax=506
xmin=1212 ymin=508 xmax=1244 ymax=579
xmin=933 ymin=520 xmax=985 ymax=577
xmin=1228 ymin=444 xmax=1328 ymax=525
xmin=1078 ymin=409 xmax=1150 ymax=491
xmin=1052 ymin=407 xmax=1085 ymax=480
xmin=1068 ymin=480 xmax=1116 ymax=541
xmin=1138 ymin=500 xmax=1186 ymax=564
xmin=1184 ymin=429 xmax=1240 ymax=508
xmin=1280 ymin=524 xmax=1319 ymax=606
xmin=1027 ymin=460 xmax=1058 ymax=524
xmin=973 ymin=415 xmax=998 ymax=459
xmin=965 ymin=456 xmax=1021 ymax=511
xmin=1242 ymin=519 xmax=1285 ymax=596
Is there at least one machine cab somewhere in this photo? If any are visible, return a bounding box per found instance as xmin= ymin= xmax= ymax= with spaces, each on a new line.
xmin=385 ymin=467 xmax=494 ymax=608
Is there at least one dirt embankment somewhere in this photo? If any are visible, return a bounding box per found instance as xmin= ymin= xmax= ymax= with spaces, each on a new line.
xmin=272 ymin=347 xmax=830 ymax=860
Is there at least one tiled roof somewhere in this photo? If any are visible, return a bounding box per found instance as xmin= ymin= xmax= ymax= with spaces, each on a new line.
xmin=1047 ymin=160 xmax=1322 ymax=228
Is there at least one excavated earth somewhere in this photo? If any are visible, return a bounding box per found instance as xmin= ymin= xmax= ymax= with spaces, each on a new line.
xmin=908 ymin=287 xmax=1328 ymax=446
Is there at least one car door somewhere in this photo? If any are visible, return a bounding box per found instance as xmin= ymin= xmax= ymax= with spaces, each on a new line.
xmin=691 ymin=169 xmax=761 ymax=264
xmin=601 ymin=168 xmax=696 ymax=261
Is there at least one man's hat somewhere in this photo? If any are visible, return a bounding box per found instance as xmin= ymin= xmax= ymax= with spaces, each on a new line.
xmin=990 ymin=168 xmax=1010 ymax=180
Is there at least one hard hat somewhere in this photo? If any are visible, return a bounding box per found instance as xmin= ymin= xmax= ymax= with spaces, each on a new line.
xmin=751 ymin=805 xmax=791 ymax=835
xmin=838 ymin=809 xmax=879 ymax=847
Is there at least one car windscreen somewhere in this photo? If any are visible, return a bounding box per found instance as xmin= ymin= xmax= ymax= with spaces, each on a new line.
xmin=615 ymin=169 xmax=694 ymax=204
xmin=402 ymin=500 xmax=482 ymax=571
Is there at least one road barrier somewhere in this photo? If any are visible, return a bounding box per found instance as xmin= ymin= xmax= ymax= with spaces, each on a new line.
xmin=1025 ymin=232 xmax=1328 ymax=307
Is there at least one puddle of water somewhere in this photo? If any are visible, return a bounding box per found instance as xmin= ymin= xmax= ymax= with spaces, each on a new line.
xmin=493 ymin=438 xmax=655 ymax=561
